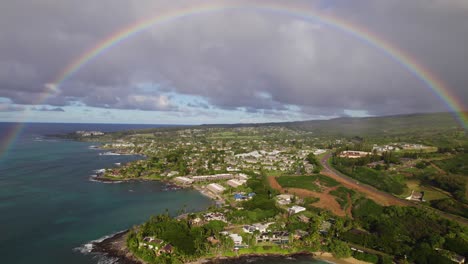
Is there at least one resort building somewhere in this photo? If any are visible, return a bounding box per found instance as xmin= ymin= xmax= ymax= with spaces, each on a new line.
xmin=174 ymin=176 xmax=194 ymax=185
xmin=339 ymin=151 xmax=373 ymax=159
xmin=191 ymin=174 xmax=234 ymax=182
xmin=207 ymin=183 xmax=226 ymax=194
xmin=227 ymin=179 xmax=247 ymax=188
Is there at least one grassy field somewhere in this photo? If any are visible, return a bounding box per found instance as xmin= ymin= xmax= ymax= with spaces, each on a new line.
xmin=433 ymin=153 xmax=468 ymax=175
xmin=276 ymin=174 xmax=339 ymax=192
xmin=330 ymin=186 xmax=356 ymax=210
xmin=400 ymin=180 xmax=451 ymax=201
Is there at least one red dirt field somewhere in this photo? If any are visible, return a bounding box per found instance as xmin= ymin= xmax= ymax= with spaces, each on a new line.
xmin=268 ymin=176 xmax=349 ymax=217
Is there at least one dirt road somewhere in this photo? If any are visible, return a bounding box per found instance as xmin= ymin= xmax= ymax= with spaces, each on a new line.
xmin=321 ymin=153 xmax=468 ymax=226
xmin=320 ymin=153 xmax=407 ymax=206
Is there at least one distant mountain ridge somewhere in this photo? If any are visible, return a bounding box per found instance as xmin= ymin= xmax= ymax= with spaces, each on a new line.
xmin=201 ymin=112 xmax=467 ymax=136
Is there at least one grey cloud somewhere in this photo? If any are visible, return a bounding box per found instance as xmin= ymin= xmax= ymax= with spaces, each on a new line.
xmin=31 ymin=106 xmax=65 ymax=112
xmin=0 ymin=0 xmax=466 ymax=119
xmin=0 ymin=103 xmax=26 ymax=112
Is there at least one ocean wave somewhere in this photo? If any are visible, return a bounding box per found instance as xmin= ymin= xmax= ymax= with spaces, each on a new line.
xmin=74 ymin=230 xmax=126 ymax=254
xmin=96 ymin=256 xmax=120 ymax=264
xmin=89 ymin=175 xmax=123 ymax=184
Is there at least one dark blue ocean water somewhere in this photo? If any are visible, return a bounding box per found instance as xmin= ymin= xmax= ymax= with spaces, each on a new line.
xmin=0 ymin=123 xmax=326 ymax=264
xmin=0 ymin=123 xmax=213 ymax=264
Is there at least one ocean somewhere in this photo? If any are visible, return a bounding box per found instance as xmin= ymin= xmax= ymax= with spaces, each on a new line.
xmin=0 ymin=123 xmax=328 ymax=264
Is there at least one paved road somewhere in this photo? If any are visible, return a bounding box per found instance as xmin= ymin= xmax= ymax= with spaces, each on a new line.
xmin=320 ymin=153 xmax=468 ymax=226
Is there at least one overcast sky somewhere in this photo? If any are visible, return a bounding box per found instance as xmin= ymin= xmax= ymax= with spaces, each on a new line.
xmin=0 ymin=0 xmax=467 ymax=124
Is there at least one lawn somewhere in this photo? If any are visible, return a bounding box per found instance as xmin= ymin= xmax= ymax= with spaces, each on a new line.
xmin=401 ymin=180 xmax=450 ymax=201
xmin=276 ymin=174 xmax=339 ymax=192
xmin=433 ymin=153 xmax=468 ymax=175
xmin=276 ymin=175 xmax=320 ymax=191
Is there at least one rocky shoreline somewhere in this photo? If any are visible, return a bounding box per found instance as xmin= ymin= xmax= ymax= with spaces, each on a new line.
xmin=91 ymin=230 xmax=144 ymax=264
xmin=90 ymin=230 xmax=370 ymax=264
xmin=91 ymin=230 xmax=319 ymax=264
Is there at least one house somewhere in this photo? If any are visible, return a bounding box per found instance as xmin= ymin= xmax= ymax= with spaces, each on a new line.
xmin=207 ymin=183 xmax=226 ymax=194
xmin=204 ymin=212 xmax=227 ymax=222
xmin=256 ymin=231 xmax=290 ymax=244
xmin=229 ymin=233 xmax=243 ymax=246
xmin=234 ymin=192 xmax=256 ymax=201
xmin=167 ymin=171 xmax=179 ymax=177
xmin=406 ymin=190 xmax=425 ymax=202
xmin=140 ymin=237 xmax=164 ymax=250
xmin=207 ymin=236 xmax=220 ymax=245
xmin=294 ymin=230 xmax=309 ymax=240
xmin=339 ymin=151 xmax=373 ymax=159
xmin=174 ymin=176 xmax=193 ymax=185
xmin=227 ymin=179 xmax=247 ymax=188
xmin=276 ymin=194 xmax=293 ymax=205
xmin=288 ymin=205 xmax=306 ymax=215
xmin=297 ymin=214 xmax=310 ymax=223
xmin=158 ymin=244 xmax=174 ymax=255
xmin=320 ymin=221 xmax=333 ymax=235
xmin=243 ymin=223 xmax=272 ymax=233
xmin=313 ymin=149 xmax=327 ymax=155
xmin=189 ymin=217 xmax=203 ymax=226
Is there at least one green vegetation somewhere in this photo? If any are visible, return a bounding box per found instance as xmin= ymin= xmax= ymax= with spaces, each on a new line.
xmin=342 ymin=198 xmax=468 ymax=263
xmin=433 ymin=153 xmax=468 ymax=175
xmin=352 ymin=251 xmax=379 ymax=264
xmin=306 ymin=152 xmax=322 ymax=173
xmin=330 ymin=187 xmax=356 ymax=210
xmin=127 ymin=214 xmax=232 ymax=263
xmin=228 ymin=173 xmax=282 ymax=223
xmin=333 ymin=160 xmax=406 ymax=195
xmin=276 ymin=174 xmax=338 ymax=192
xmin=431 ymin=198 xmax=468 ymax=218
xmin=68 ymin=112 xmax=468 ymax=263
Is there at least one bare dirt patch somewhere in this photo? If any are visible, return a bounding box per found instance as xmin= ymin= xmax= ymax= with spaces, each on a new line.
xmin=268 ymin=176 xmax=348 ymax=217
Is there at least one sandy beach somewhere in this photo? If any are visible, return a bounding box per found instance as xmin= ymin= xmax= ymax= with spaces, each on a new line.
xmin=315 ymin=252 xmax=371 ymax=264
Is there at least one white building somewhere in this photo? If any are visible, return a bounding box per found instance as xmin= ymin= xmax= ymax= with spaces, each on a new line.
xmin=339 ymin=151 xmax=373 ymax=159
xmin=276 ymin=194 xmax=293 ymax=205
xmin=192 ymin=174 xmax=234 ymax=182
xmin=243 ymin=222 xmax=273 ymax=233
xmin=207 ymin=183 xmax=226 ymax=194
xmin=229 ymin=233 xmax=243 ymax=246
xmin=236 ymin=173 xmax=249 ymax=180
xmin=289 ymin=205 xmax=306 ymax=214
xmin=174 ymin=177 xmax=193 ymax=185
xmin=313 ymin=149 xmax=327 ymax=155
xmin=227 ymin=179 xmax=247 ymax=188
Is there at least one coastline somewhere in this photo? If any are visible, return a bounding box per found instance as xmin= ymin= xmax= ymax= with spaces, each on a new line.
xmin=87 ymin=148 xmax=366 ymax=264
xmin=91 ymin=230 xmax=369 ymax=264
xmin=91 ymin=230 xmax=144 ymax=264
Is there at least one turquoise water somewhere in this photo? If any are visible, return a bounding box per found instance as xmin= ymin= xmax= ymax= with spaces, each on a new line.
xmin=0 ymin=123 xmax=328 ymax=264
xmin=0 ymin=125 xmax=213 ymax=264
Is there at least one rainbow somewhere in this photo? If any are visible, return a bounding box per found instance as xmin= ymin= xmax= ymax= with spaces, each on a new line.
xmin=1 ymin=1 xmax=467 ymax=158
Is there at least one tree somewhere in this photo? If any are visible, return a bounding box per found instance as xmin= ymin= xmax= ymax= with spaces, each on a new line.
xmin=330 ymin=240 xmax=351 ymax=258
